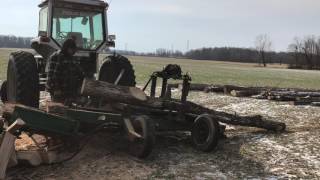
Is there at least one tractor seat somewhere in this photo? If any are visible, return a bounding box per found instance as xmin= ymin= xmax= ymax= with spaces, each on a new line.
xmin=66 ymin=32 xmax=84 ymax=49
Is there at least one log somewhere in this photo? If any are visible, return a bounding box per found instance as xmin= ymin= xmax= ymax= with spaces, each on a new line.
xmin=268 ymin=91 xmax=320 ymax=98
xmin=0 ymin=119 xmax=25 ymax=180
xmin=81 ymin=78 xmax=147 ymax=103
xmin=178 ymin=83 xmax=205 ymax=91
xmin=132 ymin=99 xmax=286 ymax=132
xmin=273 ymin=95 xmax=297 ymax=101
xmin=311 ymin=102 xmax=320 ymax=107
xmin=297 ymin=97 xmax=320 ymax=102
xmin=223 ymin=85 xmax=246 ymax=94
xmin=230 ymin=90 xmax=262 ymax=97
xmin=290 ymin=101 xmax=312 ymax=106
xmin=204 ymin=85 xmax=224 ymax=93
xmin=165 ymin=101 xmax=286 ymax=132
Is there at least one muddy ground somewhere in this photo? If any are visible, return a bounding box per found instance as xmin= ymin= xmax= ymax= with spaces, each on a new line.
xmin=3 ymin=91 xmax=320 ymax=180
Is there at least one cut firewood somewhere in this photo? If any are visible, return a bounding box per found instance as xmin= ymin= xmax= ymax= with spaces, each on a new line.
xmin=81 ymin=78 xmax=148 ymax=103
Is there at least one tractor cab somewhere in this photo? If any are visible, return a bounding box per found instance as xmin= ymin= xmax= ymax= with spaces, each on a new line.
xmin=37 ymin=0 xmax=113 ymax=52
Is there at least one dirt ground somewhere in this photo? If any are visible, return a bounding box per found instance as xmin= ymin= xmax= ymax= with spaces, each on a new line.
xmin=2 ymin=91 xmax=320 ymax=180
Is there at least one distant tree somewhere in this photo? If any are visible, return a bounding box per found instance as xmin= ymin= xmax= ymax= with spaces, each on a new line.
xmin=0 ymin=35 xmax=32 ymax=48
xmin=255 ymin=34 xmax=272 ymax=67
xmin=288 ymin=37 xmax=303 ymax=68
xmin=301 ymin=36 xmax=317 ymax=69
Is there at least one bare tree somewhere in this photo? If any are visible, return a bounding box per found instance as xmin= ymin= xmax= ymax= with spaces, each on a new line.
xmin=255 ymin=34 xmax=272 ymax=67
xmin=288 ymin=37 xmax=302 ymax=68
xmin=301 ymin=36 xmax=317 ymax=69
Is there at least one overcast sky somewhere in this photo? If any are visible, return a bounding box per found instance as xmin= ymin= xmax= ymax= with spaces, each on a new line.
xmin=0 ymin=0 xmax=319 ymax=52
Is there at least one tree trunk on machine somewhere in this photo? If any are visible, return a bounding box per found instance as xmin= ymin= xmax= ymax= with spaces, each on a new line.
xmin=81 ymin=79 xmax=285 ymax=132
xmin=81 ymin=78 xmax=147 ymax=103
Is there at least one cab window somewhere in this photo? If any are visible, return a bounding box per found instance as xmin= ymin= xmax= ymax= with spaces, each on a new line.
xmin=52 ymin=8 xmax=104 ymax=50
xmin=39 ymin=7 xmax=48 ymax=36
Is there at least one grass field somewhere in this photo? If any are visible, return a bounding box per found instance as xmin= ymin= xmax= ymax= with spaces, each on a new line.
xmin=1 ymin=48 xmax=320 ymax=89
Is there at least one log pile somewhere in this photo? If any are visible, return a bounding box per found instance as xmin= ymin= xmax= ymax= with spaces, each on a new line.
xmin=170 ymin=83 xmax=320 ymax=106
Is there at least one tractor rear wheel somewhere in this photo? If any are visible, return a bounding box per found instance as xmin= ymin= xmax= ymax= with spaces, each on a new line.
xmin=0 ymin=80 xmax=7 ymax=102
xmin=6 ymin=51 xmax=39 ymax=107
xmin=99 ymin=54 xmax=136 ymax=86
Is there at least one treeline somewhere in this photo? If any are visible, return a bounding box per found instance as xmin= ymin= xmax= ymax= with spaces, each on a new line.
xmin=288 ymin=35 xmax=320 ymax=70
xmin=2 ymin=34 xmax=320 ymax=70
xmin=0 ymin=35 xmax=32 ymax=48
xmin=185 ymin=47 xmax=259 ymax=63
xmin=120 ymin=47 xmax=289 ymax=65
xmin=184 ymin=47 xmax=294 ymax=65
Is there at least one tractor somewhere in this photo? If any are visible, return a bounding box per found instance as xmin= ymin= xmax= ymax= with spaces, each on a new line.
xmin=0 ymin=0 xmax=136 ymax=107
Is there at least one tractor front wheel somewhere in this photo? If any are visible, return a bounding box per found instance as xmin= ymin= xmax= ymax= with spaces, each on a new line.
xmin=6 ymin=51 xmax=39 ymax=107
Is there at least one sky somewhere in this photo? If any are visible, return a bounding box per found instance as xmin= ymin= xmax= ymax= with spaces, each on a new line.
xmin=0 ymin=0 xmax=319 ymax=52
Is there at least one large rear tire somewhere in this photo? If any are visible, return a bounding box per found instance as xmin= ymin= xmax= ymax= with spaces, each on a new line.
xmin=6 ymin=51 xmax=39 ymax=107
xmin=99 ymin=54 xmax=136 ymax=86
xmin=0 ymin=80 xmax=7 ymax=103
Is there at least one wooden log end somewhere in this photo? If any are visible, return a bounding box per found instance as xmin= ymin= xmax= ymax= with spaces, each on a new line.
xmin=129 ymin=87 xmax=148 ymax=101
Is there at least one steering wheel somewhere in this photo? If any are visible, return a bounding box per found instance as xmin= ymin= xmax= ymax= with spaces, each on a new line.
xmin=58 ymin=32 xmax=68 ymax=39
xmin=87 ymin=40 xmax=102 ymax=49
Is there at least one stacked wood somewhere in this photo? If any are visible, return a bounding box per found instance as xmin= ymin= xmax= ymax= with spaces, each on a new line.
xmin=262 ymin=90 xmax=320 ymax=105
xmin=164 ymin=82 xmax=320 ymax=106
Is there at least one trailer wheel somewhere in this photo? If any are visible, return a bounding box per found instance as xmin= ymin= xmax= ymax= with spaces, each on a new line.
xmin=191 ymin=114 xmax=219 ymax=152
xmin=99 ymin=54 xmax=136 ymax=86
xmin=0 ymin=80 xmax=7 ymax=102
xmin=129 ymin=116 xmax=155 ymax=158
